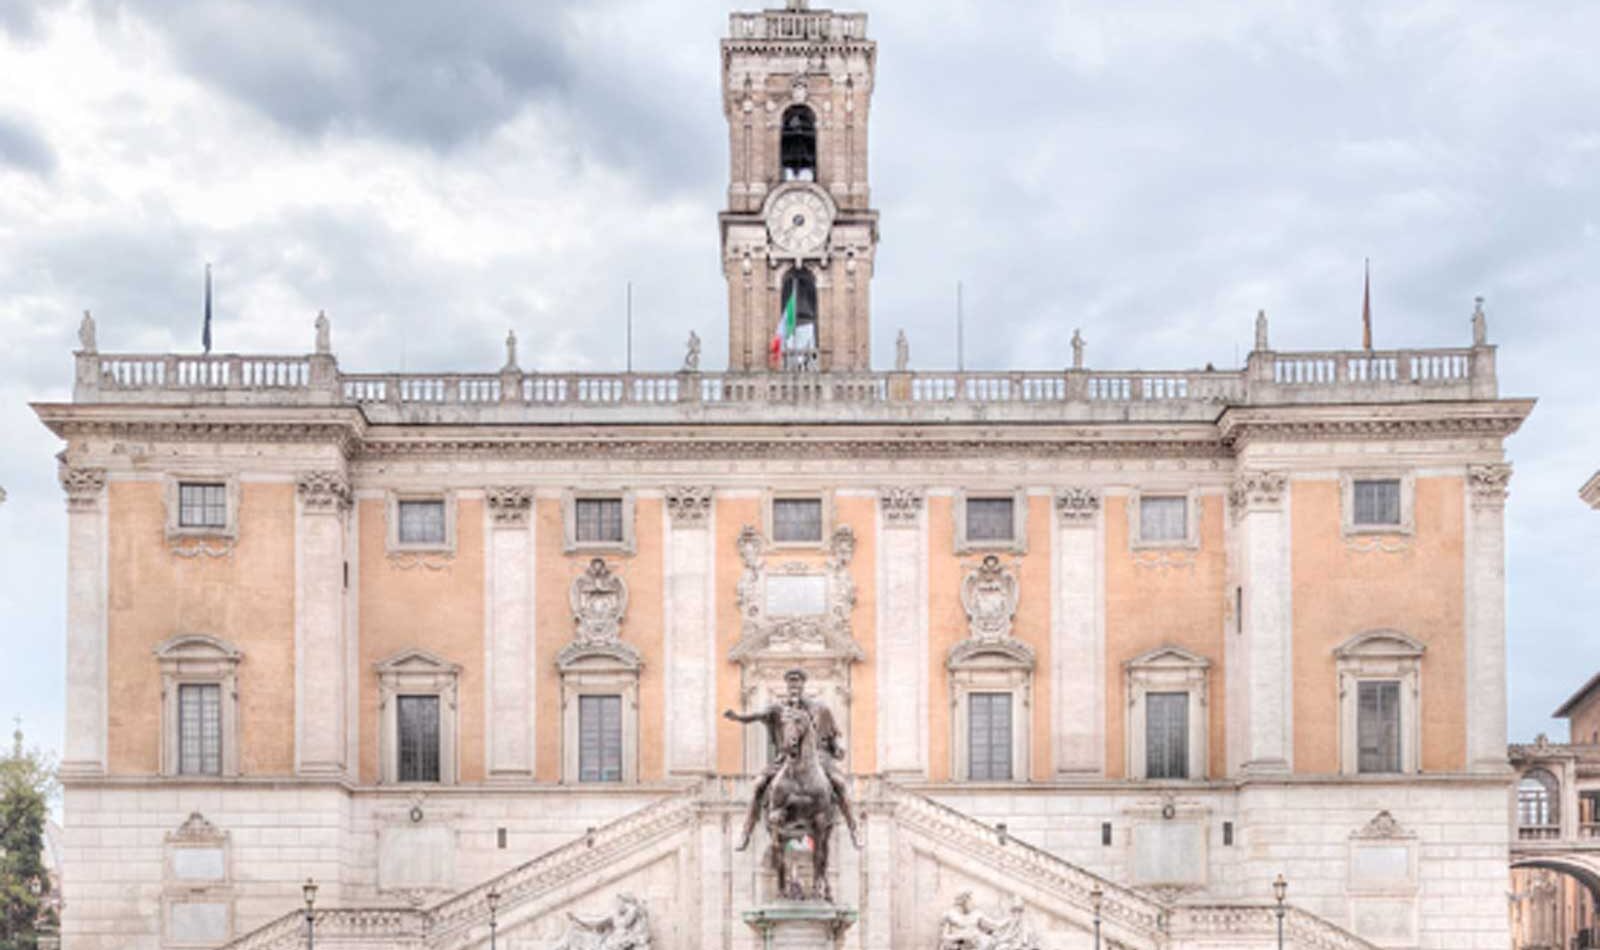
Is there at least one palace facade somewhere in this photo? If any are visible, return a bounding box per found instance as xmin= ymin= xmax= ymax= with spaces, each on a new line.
xmin=35 ymin=3 xmax=1533 ymax=949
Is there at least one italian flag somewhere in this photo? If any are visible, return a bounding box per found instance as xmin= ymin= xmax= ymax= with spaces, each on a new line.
xmin=769 ymin=284 xmax=798 ymax=368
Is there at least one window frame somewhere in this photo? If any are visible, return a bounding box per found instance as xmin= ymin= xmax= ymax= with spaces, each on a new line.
xmin=1124 ymin=646 xmax=1210 ymax=781
xmin=375 ymin=649 xmax=461 ymax=785
xmin=954 ymin=488 xmax=1029 ymax=554
xmin=558 ymin=646 xmax=641 ymax=785
xmin=562 ymin=489 xmax=637 ymax=555
xmin=1340 ymin=471 xmax=1416 ymax=537
xmin=395 ymin=694 xmax=443 ymax=783
xmin=1335 ymin=630 xmax=1424 ymax=776
xmin=763 ymin=491 xmax=832 ymax=549
xmin=177 ymin=683 xmax=225 ymax=777
xmin=164 ymin=475 xmax=241 ymax=541
xmin=948 ymin=640 xmax=1035 ymax=783
xmin=385 ymin=490 xmax=458 ymax=555
xmin=966 ymin=691 xmax=1015 ymax=782
xmin=577 ymin=693 xmax=626 ymax=784
xmin=1129 ymin=488 xmax=1201 ymax=550
xmin=155 ymin=634 xmax=242 ymax=779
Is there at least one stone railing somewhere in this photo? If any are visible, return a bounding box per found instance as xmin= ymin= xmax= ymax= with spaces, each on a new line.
xmin=69 ymin=342 xmax=1498 ymax=424
xmin=727 ymin=9 xmax=869 ymax=44
xmin=220 ymin=907 xmax=427 ymax=950
xmin=1169 ymin=904 xmax=1378 ymax=950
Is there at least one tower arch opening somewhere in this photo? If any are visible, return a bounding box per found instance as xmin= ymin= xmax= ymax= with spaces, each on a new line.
xmin=778 ymin=267 xmax=818 ymax=371
xmin=781 ymin=105 xmax=817 ymax=182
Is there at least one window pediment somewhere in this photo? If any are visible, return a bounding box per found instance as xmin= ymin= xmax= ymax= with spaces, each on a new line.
xmin=947 ymin=638 xmax=1035 ymax=671
xmin=1125 ymin=645 xmax=1211 ymax=673
xmin=557 ymin=640 xmax=642 ymax=673
xmin=1335 ymin=630 xmax=1425 ymax=660
xmin=375 ymin=649 xmax=461 ymax=677
xmin=155 ymin=634 xmax=243 ymax=666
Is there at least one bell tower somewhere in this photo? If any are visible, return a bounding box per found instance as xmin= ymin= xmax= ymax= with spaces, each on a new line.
xmin=721 ymin=0 xmax=879 ymax=373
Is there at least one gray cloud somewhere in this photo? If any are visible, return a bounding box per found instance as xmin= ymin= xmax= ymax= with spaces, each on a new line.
xmin=0 ymin=114 xmax=56 ymax=175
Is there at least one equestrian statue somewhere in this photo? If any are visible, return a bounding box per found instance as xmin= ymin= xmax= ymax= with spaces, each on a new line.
xmin=724 ymin=668 xmax=861 ymax=901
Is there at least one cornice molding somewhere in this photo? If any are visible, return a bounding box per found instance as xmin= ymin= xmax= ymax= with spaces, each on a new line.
xmin=1217 ymin=400 xmax=1534 ymax=447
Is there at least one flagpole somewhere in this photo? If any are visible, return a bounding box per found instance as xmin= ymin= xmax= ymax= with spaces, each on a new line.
xmin=626 ymin=281 xmax=633 ymax=373
xmin=1362 ymin=258 xmax=1373 ymax=351
xmin=202 ymin=262 xmax=213 ymax=355
xmin=956 ymin=280 xmax=964 ymax=373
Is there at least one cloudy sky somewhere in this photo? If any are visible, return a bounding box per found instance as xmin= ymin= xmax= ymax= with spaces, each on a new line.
xmin=2 ymin=0 xmax=1597 ymax=763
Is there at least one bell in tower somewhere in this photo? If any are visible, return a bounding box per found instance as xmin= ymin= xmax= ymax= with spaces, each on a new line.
xmin=720 ymin=0 xmax=880 ymax=373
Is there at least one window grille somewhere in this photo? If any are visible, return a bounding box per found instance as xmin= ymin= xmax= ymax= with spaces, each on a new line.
xmin=773 ymin=498 xmax=823 ymax=543
xmin=178 ymin=483 xmax=228 ymax=529
xmin=177 ymin=683 xmax=222 ymax=775
xmin=1352 ymin=479 xmax=1402 ymax=526
xmin=1145 ymin=691 xmax=1189 ymax=779
xmin=398 ymin=500 xmax=446 ymax=545
xmin=575 ymin=498 xmax=625 ymax=544
xmin=1139 ymin=496 xmax=1188 ymax=542
xmin=1357 ymin=680 xmax=1401 ymax=773
xmin=396 ymin=695 xmax=441 ymax=782
xmin=579 ymin=694 xmax=624 ymax=783
xmin=966 ymin=498 xmax=1015 ymax=542
xmin=968 ymin=692 xmax=1013 ymax=781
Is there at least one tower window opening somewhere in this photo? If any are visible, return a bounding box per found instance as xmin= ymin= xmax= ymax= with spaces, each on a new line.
xmin=778 ymin=268 xmax=819 ymax=371
xmin=781 ymin=106 xmax=817 ymax=182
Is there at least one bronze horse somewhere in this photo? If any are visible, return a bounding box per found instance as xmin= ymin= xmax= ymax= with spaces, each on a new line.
xmin=765 ymin=703 xmax=837 ymax=901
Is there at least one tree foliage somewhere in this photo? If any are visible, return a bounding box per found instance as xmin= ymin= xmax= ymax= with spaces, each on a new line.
xmin=0 ymin=727 xmax=58 ymax=950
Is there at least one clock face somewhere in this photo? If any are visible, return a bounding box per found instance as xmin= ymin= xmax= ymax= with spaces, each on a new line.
xmin=765 ymin=188 xmax=834 ymax=255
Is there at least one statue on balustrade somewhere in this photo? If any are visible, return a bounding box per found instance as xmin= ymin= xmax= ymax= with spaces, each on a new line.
xmin=724 ymin=667 xmax=861 ymax=901
xmin=549 ymin=893 xmax=652 ymax=950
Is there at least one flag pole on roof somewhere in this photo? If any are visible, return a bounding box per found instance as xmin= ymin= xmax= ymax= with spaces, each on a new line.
xmin=202 ymin=262 xmax=213 ymax=354
xmin=1361 ymin=258 xmax=1372 ymax=351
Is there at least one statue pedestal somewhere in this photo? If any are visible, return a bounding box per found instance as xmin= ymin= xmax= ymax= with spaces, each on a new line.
xmin=743 ymin=903 xmax=857 ymax=950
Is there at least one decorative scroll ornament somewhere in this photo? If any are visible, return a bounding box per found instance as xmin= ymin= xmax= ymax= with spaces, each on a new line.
xmin=1228 ymin=469 xmax=1287 ymax=518
xmin=486 ymin=486 xmax=533 ymax=526
xmin=571 ymin=558 xmax=628 ymax=644
xmin=665 ymin=486 xmax=712 ymax=527
xmin=1468 ymin=463 xmax=1512 ymax=509
xmin=961 ymin=555 xmax=1019 ymax=642
xmin=880 ymin=486 xmax=924 ymax=525
xmin=296 ymin=471 xmax=351 ymax=513
xmin=1055 ymin=487 xmax=1102 ymax=525
xmin=169 ymin=811 xmax=224 ymax=842
xmin=730 ymin=524 xmax=862 ymax=661
xmin=59 ymin=465 xmax=106 ymax=511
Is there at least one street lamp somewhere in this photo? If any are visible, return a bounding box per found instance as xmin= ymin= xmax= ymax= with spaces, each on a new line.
xmin=302 ymin=878 xmax=318 ymax=950
xmin=487 ymin=886 xmax=500 ymax=950
xmin=1089 ymin=883 xmax=1103 ymax=950
xmin=1272 ymin=873 xmax=1288 ymax=950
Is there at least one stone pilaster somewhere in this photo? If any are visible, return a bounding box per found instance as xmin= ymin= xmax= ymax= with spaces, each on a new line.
xmin=1052 ymin=487 xmax=1104 ymax=777
xmin=665 ymin=486 xmax=715 ymax=775
xmin=1230 ymin=470 xmax=1293 ymax=775
xmin=60 ymin=464 xmax=107 ymax=776
xmin=486 ymin=486 xmax=535 ymax=778
xmin=876 ymin=487 xmax=927 ymax=777
xmin=1466 ymin=464 xmax=1511 ymax=772
xmin=294 ymin=471 xmax=351 ymax=776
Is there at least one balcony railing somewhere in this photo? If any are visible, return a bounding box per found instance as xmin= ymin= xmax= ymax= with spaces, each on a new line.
xmin=1519 ymin=825 xmax=1562 ymax=841
xmin=67 ymin=342 xmax=1499 ymax=423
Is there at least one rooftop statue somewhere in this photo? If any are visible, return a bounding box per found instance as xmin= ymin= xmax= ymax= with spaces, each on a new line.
xmin=724 ymin=667 xmax=860 ymax=901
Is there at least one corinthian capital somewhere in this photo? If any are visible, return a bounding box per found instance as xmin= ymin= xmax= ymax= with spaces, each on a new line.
xmin=665 ymin=486 xmax=713 ymax=527
xmin=880 ymin=486 xmax=924 ymax=526
xmin=59 ymin=465 xmax=107 ymax=511
xmin=296 ymin=471 xmax=351 ymax=513
xmin=1055 ymin=487 xmax=1102 ymax=525
xmin=1468 ymin=463 xmax=1512 ymax=509
xmin=1229 ymin=469 xmax=1288 ymax=518
xmin=486 ymin=486 xmax=534 ymax=527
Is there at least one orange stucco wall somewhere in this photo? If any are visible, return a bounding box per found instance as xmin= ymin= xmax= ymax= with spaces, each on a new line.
xmin=1102 ymin=493 xmax=1228 ymax=780
xmin=926 ymin=495 xmax=1053 ymax=782
xmin=106 ymin=481 xmax=296 ymax=776
xmin=358 ymin=497 xmax=486 ymax=784
xmin=714 ymin=497 xmax=761 ymax=774
xmin=1291 ymin=477 xmax=1466 ymax=773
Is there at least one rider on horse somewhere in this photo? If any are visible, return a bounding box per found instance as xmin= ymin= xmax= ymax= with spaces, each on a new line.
xmin=724 ymin=668 xmax=862 ymax=850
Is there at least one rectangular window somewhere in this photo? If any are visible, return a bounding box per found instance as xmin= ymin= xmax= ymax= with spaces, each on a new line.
xmin=966 ymin=498 xmax=1016 ymax=543
xmin=575 ymin=498 xmax=625 ymax=544
xmin=968 ymin=691 xmax=1013 ymax=781
xmin=178 ymin=482 xmax=228 ymax=529
xmin=1139 ymin=496 xmax=1188 ymax=543
xmin=177 ymin=683 xmax=222 ymax=775
xmin=396 ymin=695 xmax=441 ymax=782
xmin=1145 ymin=691 xmax=1189 ymax=779
xmin=1352 ymin=479 xmax=1402 ymax=527
xmin=1357 ymin=680 xmax=1402 ymax=774
xmin=579 ymin=694 xmax=624 ymax=783
xmin=397 ymin=500 xmax=446 ymax=545
xmin=772 ymin=498 xmax=824 ymax=543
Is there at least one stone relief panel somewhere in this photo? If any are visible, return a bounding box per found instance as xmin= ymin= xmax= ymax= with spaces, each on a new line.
xmin=880 ymin=486 xmax=925 ymax=526
xmin=665 ymin=486 xmax=713 ymax=527
xmin=572 ymin=558 xmax=629 ymax=646
xmin=486 ymin=486 xmax=534 ymax=527
xmin=960 ymin=554 xmax=1019 ymax=643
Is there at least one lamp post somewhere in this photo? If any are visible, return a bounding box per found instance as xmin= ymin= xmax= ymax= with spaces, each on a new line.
xmin=1272 ymin=873 xmax=1287 ymax=950
xmin=302 ymin=878 xmax=318 ymax=950
xmin=1089 ymin=883 xmax=1103 ymax=950
xmin=487 ymin=886 xmax=500 ymax=950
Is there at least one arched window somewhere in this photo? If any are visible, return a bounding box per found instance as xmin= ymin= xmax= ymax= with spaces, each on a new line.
xmin=1518 ymin=769 xmax=1560 ymax=832
xmin=778 ymin=268 xmax=818 ymax=370
xmin=781 ymin=105 xmax=817 ymax=181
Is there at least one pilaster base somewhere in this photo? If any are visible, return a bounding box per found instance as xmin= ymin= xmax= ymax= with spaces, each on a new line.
xmin=743 ymin=903 xmax=858 ymax=950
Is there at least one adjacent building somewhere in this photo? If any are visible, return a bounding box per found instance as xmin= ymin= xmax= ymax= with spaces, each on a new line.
xmin=34 ymin=2 xmax=1534 ymax=948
